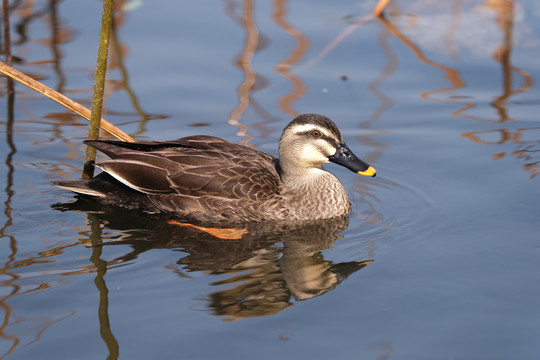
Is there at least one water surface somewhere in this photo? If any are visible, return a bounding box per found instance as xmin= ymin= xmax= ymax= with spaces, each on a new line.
xmin=1 ymin=1 xmax=540 ymax=359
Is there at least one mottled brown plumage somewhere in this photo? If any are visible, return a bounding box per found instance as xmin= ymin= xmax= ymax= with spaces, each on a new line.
xmin=54 ymin=114 xmax=376 ymax=224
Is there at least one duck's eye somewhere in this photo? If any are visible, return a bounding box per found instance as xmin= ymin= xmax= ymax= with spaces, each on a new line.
xmin=311 ymin=130 xmax=322 ymax=138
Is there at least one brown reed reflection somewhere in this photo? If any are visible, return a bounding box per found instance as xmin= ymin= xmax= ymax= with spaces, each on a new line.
xmin=366 ymin=28 xmax=397 ymax=123
xmin=463 ymin=127 xmax=540 ymax=177
xmin=55 ymin=201 xmax=375 ymax=321
xmin=0 ymin=61 xmax=116 ymax=353
xmin=49 ymin=0 xmax=67 ymax=93
xmin=0 ymin=218 xmax=125 ymax=358
xmin=0 ymin=130 xmax=18 ymax=355
xmin=310 ymin=0 xmax=537 ymax=177
xmin=1 ymin=7 xmax=18 ymax=349
xmin=377 ymin=15 xmax=466 ymax=104
xmin=107 ymin=2 xmax=166 ymax=137
xmin=452 ymin=1 xmax=532 ymax=123
xmin=227 ymin=0 xmax=258 ymax=144
xmin=224 ymin=0 xmax=311 ymax=140
xmin=4 ymin=0 xmax=165 ymax=144
xmin=459 ymin=0 xmax=538 ymax=177
xmin=273 ymin=0 xmax=309 ymax=118
xmin=3 ymin=0 xmax=85 ymax=164
xmin=0 ymin=238 xmax=81 ymax=358
xmin=376 ymin=1 xmax=537 ymax=177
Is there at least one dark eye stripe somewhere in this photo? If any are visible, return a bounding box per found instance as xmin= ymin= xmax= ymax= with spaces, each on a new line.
xmin=297 ymin=130 xmax=339 ymax=148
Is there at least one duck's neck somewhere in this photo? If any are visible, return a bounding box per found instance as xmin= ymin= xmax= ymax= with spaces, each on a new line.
xmin=280 ymin=166 xmax=351 ymax=220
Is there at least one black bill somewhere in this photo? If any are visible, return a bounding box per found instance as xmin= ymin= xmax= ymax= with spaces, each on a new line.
xmin=328 ymin=143 xmax=376 ymax=177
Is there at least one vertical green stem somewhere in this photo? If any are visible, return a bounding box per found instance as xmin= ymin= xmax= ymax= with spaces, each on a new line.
xmin=83 ymin=0 xmax=115 ymax=179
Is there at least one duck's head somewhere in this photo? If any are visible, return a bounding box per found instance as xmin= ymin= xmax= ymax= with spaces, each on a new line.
xmin=278 ymin=114 xmax=376 ymax=177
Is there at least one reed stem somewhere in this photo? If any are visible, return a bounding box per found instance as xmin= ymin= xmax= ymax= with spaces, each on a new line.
xmin=83 ymin=0 xmax=116 ymax=179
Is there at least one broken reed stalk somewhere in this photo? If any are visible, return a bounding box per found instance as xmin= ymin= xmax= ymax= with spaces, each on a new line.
xmin=0 ymin=62 xmax=135 ymax=142
xmin=373 ymin=0 xmax=391 ymax=17
xmin=83 ymin=0 xmax=116 ymax=179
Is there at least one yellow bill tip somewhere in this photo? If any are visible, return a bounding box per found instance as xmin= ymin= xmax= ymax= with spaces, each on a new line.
xmin=357 ymin=166 xmax=376 ymax=177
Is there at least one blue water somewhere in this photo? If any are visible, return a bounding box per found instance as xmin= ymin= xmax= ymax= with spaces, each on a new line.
xmin=1 ymin=1 xmax=540 ymax=359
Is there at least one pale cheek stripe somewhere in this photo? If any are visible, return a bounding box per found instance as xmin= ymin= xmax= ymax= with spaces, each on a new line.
xmin=324 ymin=143 xmax=338 ymax=156
xmin=301 ymin=145 xmax=329 ymax=162
xmin=301 ymin=143 xmax=337 ymax=161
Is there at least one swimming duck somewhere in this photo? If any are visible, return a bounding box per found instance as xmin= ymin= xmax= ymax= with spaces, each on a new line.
xmin=54 ymin=114 xmax=376 ymax=224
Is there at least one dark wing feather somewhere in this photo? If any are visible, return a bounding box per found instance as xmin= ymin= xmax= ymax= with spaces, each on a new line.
xmin=96 ymin=159 xmax=173 ymax=194
xmin=86 ymin=136 xmax=281 ymax=202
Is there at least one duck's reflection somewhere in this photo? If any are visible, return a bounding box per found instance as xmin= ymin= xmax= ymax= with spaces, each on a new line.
xmin=55 ymin=199 xmax=372 ymax=320
xmin=201 ymin=221 xmax=371 ymax=320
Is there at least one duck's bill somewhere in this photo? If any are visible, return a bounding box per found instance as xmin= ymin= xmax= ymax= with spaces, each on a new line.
xmin=329 ymin=143 xmax=376 ymax=177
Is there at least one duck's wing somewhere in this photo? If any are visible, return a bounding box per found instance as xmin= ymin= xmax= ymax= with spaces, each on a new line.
xmin=85 ymin=136 xmax=282 ymax=201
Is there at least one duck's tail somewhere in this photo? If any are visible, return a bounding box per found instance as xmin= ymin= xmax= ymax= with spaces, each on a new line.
xmin=53 ymin=173 xmax=160 ymax=212
xmin=53 ymin=179 xmax=108 ymax=198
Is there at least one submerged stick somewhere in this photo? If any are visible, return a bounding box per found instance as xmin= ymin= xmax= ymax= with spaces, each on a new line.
xmin=83 ymin=0 xmax=116 ymax=179
xmin=0 ymin=61 xmax=135 ymax=143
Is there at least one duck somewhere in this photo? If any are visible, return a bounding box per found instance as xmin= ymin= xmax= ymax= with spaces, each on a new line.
xmin=54 ymin=113 xmax=376 ymax=224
